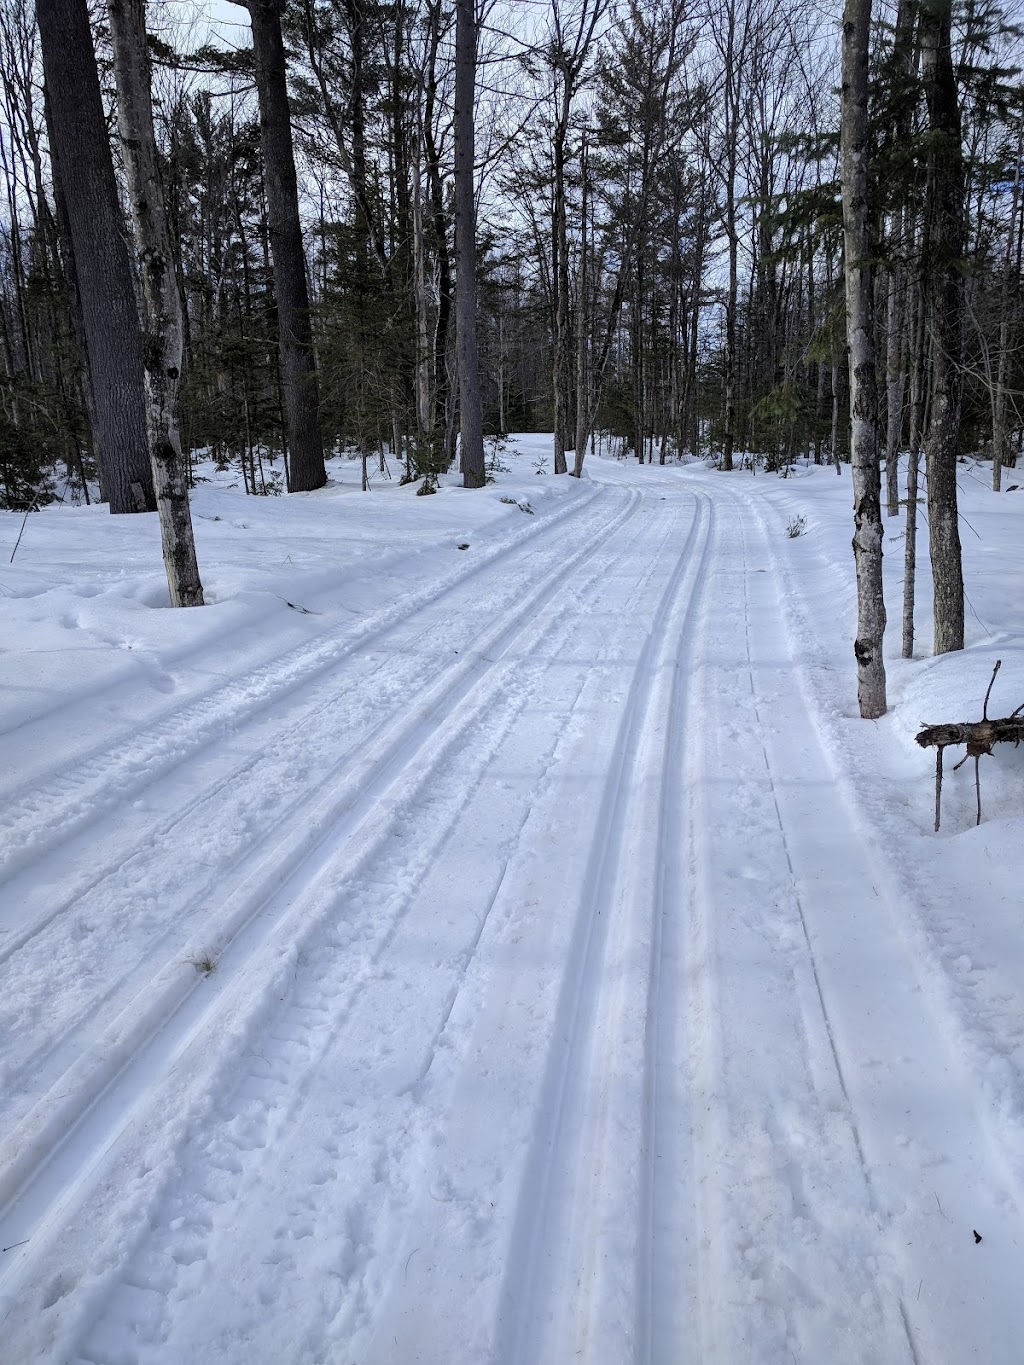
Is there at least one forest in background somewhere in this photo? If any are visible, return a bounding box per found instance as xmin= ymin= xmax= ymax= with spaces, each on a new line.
xmin=0 ymin=0 xmax=1021 ymax=506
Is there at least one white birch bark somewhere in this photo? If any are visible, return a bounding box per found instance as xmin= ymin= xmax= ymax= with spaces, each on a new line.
xmin=841 ymin=0 xmax=887 ymax=717
xmin=108 ymin=0 xmax=204 ymax=606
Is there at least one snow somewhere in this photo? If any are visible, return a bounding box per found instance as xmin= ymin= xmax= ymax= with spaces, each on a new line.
xmin=1 ymin=436 xmax=1023 ymax=1364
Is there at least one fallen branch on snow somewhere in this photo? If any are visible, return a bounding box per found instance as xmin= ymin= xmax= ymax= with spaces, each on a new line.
xmin=915 ymin=660 xmax=1024 ymax=830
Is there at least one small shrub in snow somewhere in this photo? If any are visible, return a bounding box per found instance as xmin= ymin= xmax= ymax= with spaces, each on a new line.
xmin=786 ymin=514 xmax=807 ymax=539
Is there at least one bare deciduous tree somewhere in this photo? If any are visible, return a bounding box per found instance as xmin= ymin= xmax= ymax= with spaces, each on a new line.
xmin=35 ymin=0 xmax=155 ymax=514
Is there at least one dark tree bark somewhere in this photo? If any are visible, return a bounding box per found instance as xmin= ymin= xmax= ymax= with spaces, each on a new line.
xmin=422 ymin=0 xmax=453 ymax=459
xmin=454 ymin=0 xmax=484 ymax=487
xmin=108 ymin=0 xmax=204 ymax=606
xmin=245 ymin=0 xmax=327 ymax=492
xmin=44 ymin=87 xmax=101 ymax=501
xmin=720 ymin=0 xmax=741 ymax=474
xmin=920 ymin=0 xmax=965 ymax=654
xmin=841 ymin=0 xmax=887 ymax=717
xmin=552 ymin=85 xmax=573 ymax=474
xmin=903 ymin=269 xmax=928 ymax=658
xmin=883 ymin=0 xmax=916 ymax=517
xmin=992 ymin=121 xmax=1022 ymax=492
xmin=35 ymin=0 xmax=154 ymax=514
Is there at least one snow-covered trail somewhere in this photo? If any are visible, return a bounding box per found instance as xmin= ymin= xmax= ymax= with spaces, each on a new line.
xmin=2 ymin=459 xmax=1022 ymax=1363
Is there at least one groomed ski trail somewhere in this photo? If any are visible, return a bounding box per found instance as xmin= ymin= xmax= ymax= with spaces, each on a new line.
xmin=3 ymin=459 xmax=1024 ymax=1365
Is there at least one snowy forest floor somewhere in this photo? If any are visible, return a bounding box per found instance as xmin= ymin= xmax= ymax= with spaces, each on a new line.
xmin=1 ymin=435 xmax=1023 ymax=1364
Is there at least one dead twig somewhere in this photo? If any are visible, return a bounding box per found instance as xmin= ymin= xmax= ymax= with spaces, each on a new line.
xmin=916 ymin=661 xmax=1024 ymax=830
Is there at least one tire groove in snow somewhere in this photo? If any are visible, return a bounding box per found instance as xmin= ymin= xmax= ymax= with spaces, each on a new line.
xmin=0 ymin=483 xmax=654 ymax=1362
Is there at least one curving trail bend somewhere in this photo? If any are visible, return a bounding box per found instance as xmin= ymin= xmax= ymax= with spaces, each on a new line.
xmin=1 ymin=461 xmax=1022 ymax=1364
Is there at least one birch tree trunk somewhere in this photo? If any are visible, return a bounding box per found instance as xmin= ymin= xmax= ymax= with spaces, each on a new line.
xmin=108 ymin=0 xmax=204 ymax=607
xmin=454 ymin=0 xmax=485 ymax=488
xmin=35 ymin=0 xmax=155 ymax=514
xmin=246 ymin=0 xmax=327 ymax=493
xmin=841 ymin=0 xmax=887 ymax=717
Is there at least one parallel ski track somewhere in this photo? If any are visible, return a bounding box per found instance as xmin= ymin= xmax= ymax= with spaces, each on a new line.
xmin=635 ymin=489 xmax=716 ymax=1365
xmin=66 ymin=489 xmax=700 ymax=1365
xmin=0 ymin=483 xmax=650 ymax=1346
xmin=0 ymin=481 xmax=603 ymax=890
xmin=500 ymin=486 xmax=714 ymax=1365
xmin=0 ymin=486 xmax=614 ymax=979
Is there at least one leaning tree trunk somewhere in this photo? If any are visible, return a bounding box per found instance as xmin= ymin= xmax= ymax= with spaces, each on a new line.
xmin=920 ymin=0 xmax=965 ymax=654
xmin=454 ymin=0 xmax=485 ymax=488
xmin=35 ymin=0 xmax=154 ymax=514
xmin=108 ymin=0 xmax=204 ymax=606
xmin=841 ymin=0 xmax=887 ymax=717
xmin=246 ymin=0 xmax=327 ymax=492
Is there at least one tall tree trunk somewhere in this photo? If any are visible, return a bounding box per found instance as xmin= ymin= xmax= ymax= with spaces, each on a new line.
xmin=841 ymin=0 xmax=887 ymax=717
xmin=884 ymin=205 xmax=907 ymax=515
xmin=903 ymin=267 xmax=928 ymax=657
xmin=454 ymin=0 xmax=484 ymax=487
xmin=246 ymin=0 xmax=327 ymax=492
xmin=993 ymin=120 xmax=1022 ymax=492
xmin=552 ymin=98 xmax=572 ymax=474
xmin=883 ymin=0 xmax=915 ymax=516
xmin=35 ymin=0 xmax=154 ymax=514
xmin=920 ymin=0 xmax=965 ymax=654
xmin=108 ymin=0 xmax=204 ymax=606
xmin=572 ymin=134 xmax=590 ymax=473
xmin=412 ymin=145 xmax=432 ymax=439
xmin=720 ymin=2 xmax=740 ymax=474
xmin=423 ymin=0 xmax=453 ymax=461
xmin=44 ymin=87 xmax=102 ymax=499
